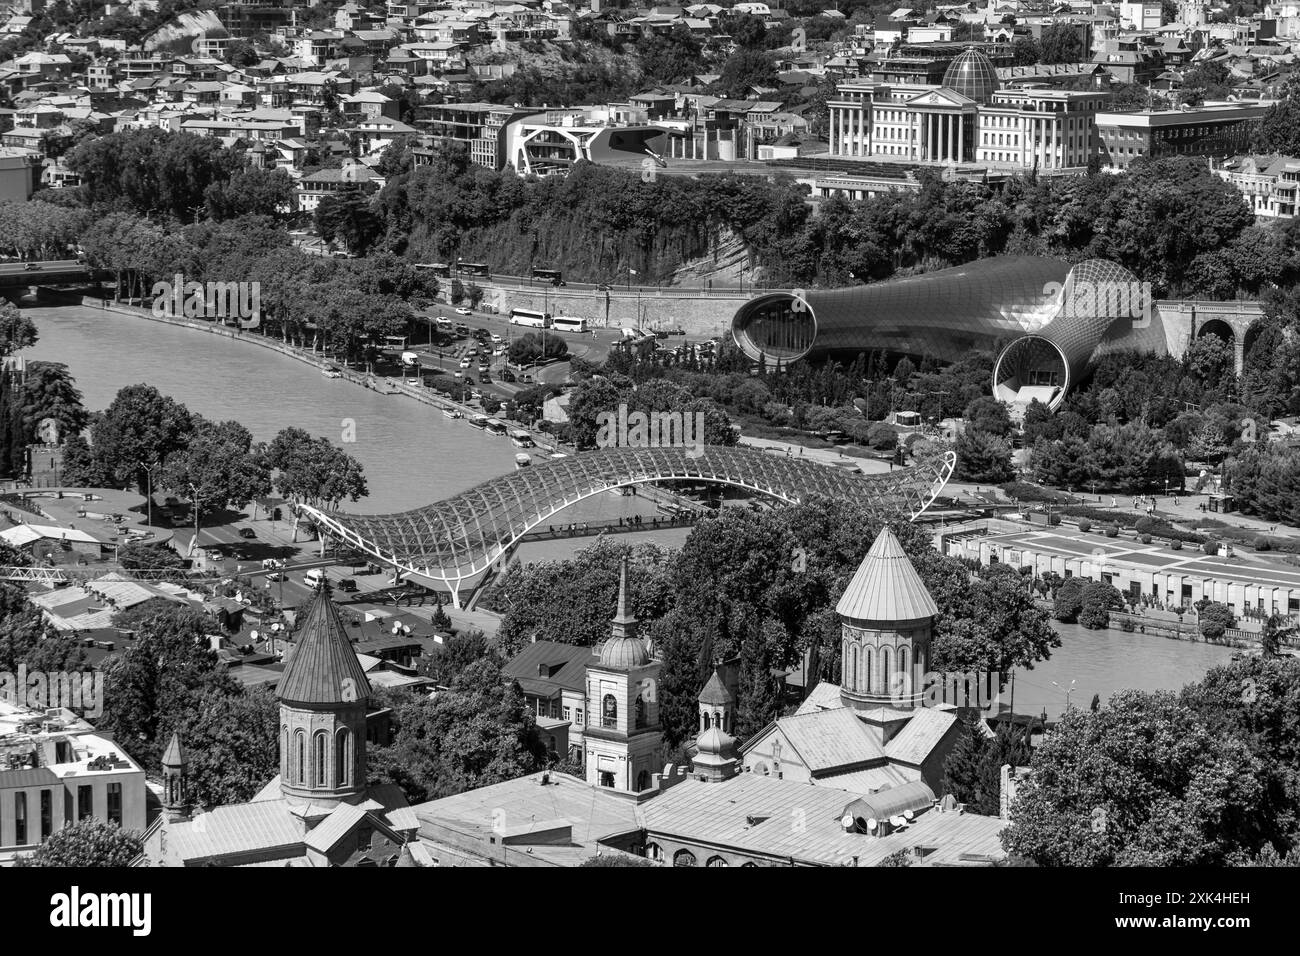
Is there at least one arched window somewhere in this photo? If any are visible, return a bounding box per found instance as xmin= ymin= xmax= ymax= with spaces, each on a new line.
xmin=335 ymin=728 xmax=351 ymax=788
xmin=295 ymin=730 xmax=305 ymax=785
xmin=865 ymin=652 xmax=871 ymax=695
xmin=898 ymin=646 xmax=909 ymax=682
xmin=636 ymin=770 xmax=650 ymax=791
xmin=701 ymin=711 xmax=709 ymax=732
xmin=635 ymin=695 xmax=646 ymax=728
xmin=314 ymin=732 xmax=327 ymax=787
xmin=646 ymin=842 xmax=663 ymax=862
xmin=849 ymin=645 xmax=858 ymax=692
xmin=879 ymin=647 xmax=891 ymax=693
xmin=741 ymin=862 xmax=758 ymax=867
xmin=706 ymin=856 xmax=729 ymax=867
xmin=673 ymin=849 xmax=697 ymax=867
xmin=601 ymin=694 xmax=618 ymax=729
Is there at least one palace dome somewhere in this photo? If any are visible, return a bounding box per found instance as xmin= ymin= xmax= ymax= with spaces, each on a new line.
xmin=942 ymin=48 xmax=1000 ymax=105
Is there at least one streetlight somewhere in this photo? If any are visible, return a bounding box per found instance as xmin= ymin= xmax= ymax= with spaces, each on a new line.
xmin=137 ymin=460 xmax=159 ymax=526
xmin=1051 ymin=679 xmax=1077 ymax=710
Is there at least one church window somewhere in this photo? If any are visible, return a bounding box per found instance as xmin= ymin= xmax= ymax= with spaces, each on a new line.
xmin=315 ymin=732 xmax=327 ymax=787
xmin=673 ymin=849 xmax=697 ymax=867
xmin=880 ymin=647 xmax=891 ymax=688
xmin=635 ymin=696 xmax=647 ymax=729
xmin=602 ymin=694 xmax=618 ymax=729
xmin=336 ymin=728 xmax=351 ymax=788
xmin=899 ymin=646 xmax=909 ymax=681
xmin=849 ymin=645 xmax=858 ymax=691
xmin=706 ymin=856 xmax=729 ymax=867
xmin=295 ymin=730 xmax=305 ymax=785
xmin=646 ymin=842 xmax=663 ymax=862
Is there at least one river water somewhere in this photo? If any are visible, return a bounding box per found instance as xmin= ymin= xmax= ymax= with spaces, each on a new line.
xmin=22 ymin=305 xmax=1237 ymax=707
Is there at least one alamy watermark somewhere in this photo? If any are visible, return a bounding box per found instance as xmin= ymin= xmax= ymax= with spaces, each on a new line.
xmin=1044 ymin=278 xmax=1152 ymax=328
xmin=151 ymin=273 xmax=260 ymax=327
xmin=0 ymin=665 xmax=104 ymax=718
xmin=595 ymin=403 xmax=706 ymax=459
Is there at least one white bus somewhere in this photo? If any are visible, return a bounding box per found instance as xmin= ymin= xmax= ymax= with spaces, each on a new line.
xmin=509 ymin=308 xmax=552 ymax=329
xmin=552 ymin=315 xmax=587 ymax=333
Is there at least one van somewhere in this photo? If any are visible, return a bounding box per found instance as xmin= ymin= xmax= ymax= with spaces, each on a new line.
xmin=304 ymin=568 xmax=326 ymax=589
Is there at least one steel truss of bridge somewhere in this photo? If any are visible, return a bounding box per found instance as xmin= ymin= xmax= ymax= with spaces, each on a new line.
xmin=301 ymin=444 xmax=957 ymax=607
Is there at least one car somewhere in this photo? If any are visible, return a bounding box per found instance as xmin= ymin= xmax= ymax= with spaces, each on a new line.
xmin=491 ymin=333 xmax=503 ymax=344
xmin=239 ymin=528 xmax=256 ymax=539
xmin=455 ymin=307 xmax=473 ymax=315
xmin=454 ymin=323 xmax=470 ymax=335
xmin=23 ymin=262 xmax=41 ymax=271
xmin=337 ymin=578 xmax=358 ymax=593
xmin=264 ymin=570 xmax=284 ymax=582
xmin=597 ymin=283 xmax=612 ymax=291
xmin=459 ymin=357 xmax=472 ymax=368
xmin=453 ymin=370 xmax=464 ymax=379
xmin=480 ymin=371 xmax=492 ymax=383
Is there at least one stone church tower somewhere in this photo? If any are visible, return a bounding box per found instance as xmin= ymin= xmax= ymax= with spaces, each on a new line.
xmin=836 ymin=527 xmax=938 ymax=712
xmin=275 ymin=586 xmax=372 ymax=814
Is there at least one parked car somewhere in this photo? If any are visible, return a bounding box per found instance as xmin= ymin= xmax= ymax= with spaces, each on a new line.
xmin=239 ymin=527 xmax=256 ymax=539
xmin=455 ymin=307 xmax=473 ymax=315
xmin=459 ymin=357 xmax=472 ymax=368
xmin=337 ymin=578 xmax=358 ymax=593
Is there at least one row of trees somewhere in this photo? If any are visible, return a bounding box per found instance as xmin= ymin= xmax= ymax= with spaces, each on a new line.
xmin=61 ymin=384 xmax=368 ymax=539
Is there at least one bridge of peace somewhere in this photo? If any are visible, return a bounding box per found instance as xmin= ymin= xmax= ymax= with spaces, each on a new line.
xmin=303 ymin=445 xmax=957 ymax=607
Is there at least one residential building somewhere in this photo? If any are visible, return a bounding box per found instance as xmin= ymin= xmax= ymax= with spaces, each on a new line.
xmin=1 ymin=700 xmax=147 ymax=864
xmin=1214 ymin=153 xmax=1300 ymax=218
xmin=1095 ymin=102 xmax=1271 ymax=171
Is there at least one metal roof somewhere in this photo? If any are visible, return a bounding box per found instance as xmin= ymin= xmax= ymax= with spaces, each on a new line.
xmin=835 ymin=527 xmax=939 ymax=623
xmin=275 ymin=591 xmax=372 ymax=706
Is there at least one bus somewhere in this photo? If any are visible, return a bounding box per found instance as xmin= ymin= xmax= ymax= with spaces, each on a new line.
xmin=459 ymin=262 xmax=490 ymax=277
xmin=552 ymin=315 xmax=587 ymax=333
xmin=532 ymin=268 xmax=563 ymax=285
xmin=510 ymin=308 xmax=552 ymax=329
xmin=416 ymin=263 xmax=452 ymax=278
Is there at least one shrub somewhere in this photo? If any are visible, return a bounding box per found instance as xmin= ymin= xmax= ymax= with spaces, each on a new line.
xmin=1255 ymin=536 xmax=1272 ymax=551
xmin=1079 ymin=581 xmax=1123 ymax=629
xmin=1135 ymin=516 xmax=1155 ymax=534
xmin=1105 ymin=525 xmax=1119 ymax=538
xmin=1203 ymin=540 xmax=1220 ymax=556
xmin=1197 ymin=601 xmax=1235 ymax=641
xmin=1053 ymin=577 xmax=1085 ymax=623
xmin=1171 ymin=539 xmax=1183 ymax=551
xmin=1078 ymin=519 xmax=1092 ymax=533
xmin=1141 ymin=533 xmax=1152 ymax=544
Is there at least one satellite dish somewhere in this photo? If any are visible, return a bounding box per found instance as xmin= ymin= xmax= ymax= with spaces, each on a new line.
xmin=903 ymin=809 xmax=914 ymax=821
xmin=402 ymin=624 xmax=411 ymax=635
xmin=271 ymin=623 xmax=281 ymax=632
xmin=392 ymin=623 xmax=401 ymax=634
xmin=866 ymin=817 xmax=877 ymax=831
xmin=890 ymin=815 xmax=904 ymax=827
xmin=840 ymin=814 xmax=854 ymax=830
xmin=250 ymin=630 xmax=259 ymax=641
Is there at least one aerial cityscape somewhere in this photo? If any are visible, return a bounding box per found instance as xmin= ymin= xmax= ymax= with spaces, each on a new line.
xmin=0 ymin=0 xmax=1294 ymax=919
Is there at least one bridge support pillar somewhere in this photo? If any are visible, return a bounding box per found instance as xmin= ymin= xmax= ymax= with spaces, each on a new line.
xmin=1233 ymin=337 xmax=1245 ymax=377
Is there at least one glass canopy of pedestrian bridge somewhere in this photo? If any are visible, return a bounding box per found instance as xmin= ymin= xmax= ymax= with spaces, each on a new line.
xmin=301 ymin=444 xmax=956 ymax=606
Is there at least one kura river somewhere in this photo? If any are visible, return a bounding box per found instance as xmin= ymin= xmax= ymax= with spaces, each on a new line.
xmin=24 ymin=305 xmax=525 ymax=513
xmin=23 ymin=305 xmax=1237 ymax=709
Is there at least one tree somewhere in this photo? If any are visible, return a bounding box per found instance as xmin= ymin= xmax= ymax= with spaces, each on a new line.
xmin=420 ymin=628 xmax=488 ymax=686
xmin=13 ymin=820 xmax=142 ymax=867
xmin=90 ymin=385 xmax=194 ymax=491
xmin=964 ymin=396 xmax=1013 ymax=438
xmin=19 ymin=361 xmax=88 ymax=443
xmin=58 ymin=433 xmax=108 ymax=487
xmin=954 ymin=428 xmax=1014 ymax=482
xmin=734 ymin=617 xmax=783 ymax=741
xmin=169 ymin=685 xmax=280 ymax=806
xmin=714 ymin=49 xmax=778 ymax=98
xmin=369 ymin=657 xmax=546 ymax=802
xmin=315 ymin=184 xmax=383 ymax=256
xmin=97 ymin=601 xmax=239 ymax=772
xmin=943 ymin=717 xmax=1032 ymax=815
xmin=507 ymin=331 xmax=569 ymax=366
xmin=1011 ymin=35 xmax=1040 ymax=66
xmin=266 ymin=427 xmax=368 ymax=540
xmin=1039 ymin=25 xmax=1083 ymax=65
xmin=161 ymin=418 xmax=270 ymax=542
xmin=1053 ymin=577 xmax=1084 ymax=623
xmin=1078 ymin=581 xmax=1122 ymax=629
xmin=204 ymin=167 xmax=295 ymax=221
xmin=1002 ymin=691 xmax=1270 ymax=866
xmin=0 ymin=300 xmax=37 ymax=356
xmin=1197 ymin=600 xmax=1235 ymax=641
xmin=118 ymin=541 xmax=185 ymax=571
